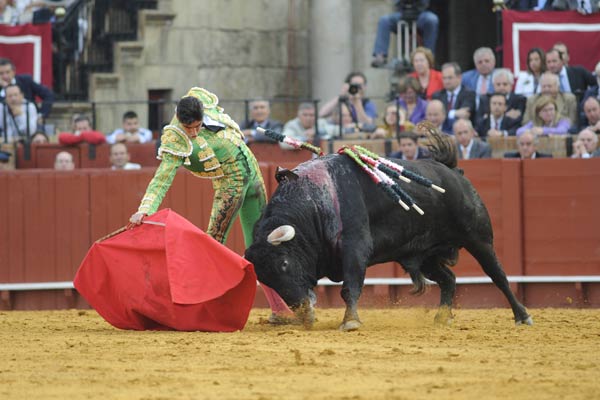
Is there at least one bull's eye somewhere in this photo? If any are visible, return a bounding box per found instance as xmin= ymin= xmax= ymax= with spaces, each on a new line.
xmin=281 ymin=260 xmax=288 ymax=272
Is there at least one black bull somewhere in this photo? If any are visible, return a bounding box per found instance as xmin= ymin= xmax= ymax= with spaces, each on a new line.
xmin=246 ymin=151 xmax=532 ymax=331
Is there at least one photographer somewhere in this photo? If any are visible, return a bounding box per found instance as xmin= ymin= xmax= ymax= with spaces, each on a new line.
xmin=319 ymin=71 xmax=378 ymax=127
xmin=371 ymin=0 xmax=439 ymax=68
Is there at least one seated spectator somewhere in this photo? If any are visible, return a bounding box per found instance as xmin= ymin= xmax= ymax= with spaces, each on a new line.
xmin=408 ymin=46 xmax=443 ymax=100
xmin=461 ymin=47 xmax=497 ymax=110
xmin=58 ymin=114 xmax=106 ymax=145
xmin=280 ymin=102 xmax=330 ymax=149
xmin=388 ymin=131 xmax=430 ymax=160
xmin=515 ymin=47 xmax=546 ymax=97
xmin=30 ymin=130 xmax=49 ymax=144
xmin=0 ymin=84 xmax=37 ymax=142
xmin=373 ymin=103 xmax=415 ymax=139
xmin=432 ymin=62 xmax=476 ymax=133
xmin=477 ymin=93 xmax=520 ymax=138
xmin=545 ymin=48 xmax=595 ymax=98
xmin=580 ymin=96 xmax=600 ymax=134
xmin=107 ymin=111 xmax=153 ymax=144
xmin=240 ymin=98 xmax=282 ymax=143
xmin=0 ymin=0 xmax=18 ymax=24
xmin=454 ymin=118 xmax=491 ymax=159
xmin=477 ymin=68 xmax=526 ymax=127
xmin=109 ymin=143 xmax=141 ymax=170
xmin=370 ymin=0 xmax=439 ymax=67
xmin=396 ymin=76 xmax=427 ymax=124
xmin=323 ymin=101 xmax=357 ymax=138
xmin=550 ymin=0 xmax=599 ymax=13
xmin=582 ymin=61 xmax=600 ymax=102
xmin=571 ymin=128 xmax=600 ymax=158
xmin=424 ymin=99 xmax=451 ymax=134
xmin=0 ymin=57 xmax=54 ymax=124
xmin=504 ymin=131 xmax=553 ymax=159
xmin=523 ymin=72 xmax=577 ymax=124
xmin=54 ymin=151 xmax=75 ymax=170
xmin=552 ymin=42 xmax=570 ymax=66
xmin=517 ymin=95 xmax=571 ymax=136
xmin=319 ymin=71 xmax=377 ymax=126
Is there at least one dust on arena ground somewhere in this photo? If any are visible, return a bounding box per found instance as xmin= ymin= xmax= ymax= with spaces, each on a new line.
xmin=1 ymin=308 xmax=598 ymax=400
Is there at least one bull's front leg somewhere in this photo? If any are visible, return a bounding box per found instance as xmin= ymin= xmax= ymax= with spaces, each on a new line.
xmin=339 ymin=262 xmax=367 ymax=332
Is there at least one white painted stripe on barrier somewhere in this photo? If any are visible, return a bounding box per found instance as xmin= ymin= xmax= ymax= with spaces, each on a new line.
xmin=1 ymin=276 xmax=600 ymax=291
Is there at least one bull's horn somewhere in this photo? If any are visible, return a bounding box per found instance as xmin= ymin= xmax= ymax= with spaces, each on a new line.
xmin=267 ymin=225 xmax=296 ymax=245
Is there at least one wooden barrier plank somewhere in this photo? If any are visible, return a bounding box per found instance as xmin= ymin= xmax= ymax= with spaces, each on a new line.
xmin=0 ymin=173 xmax=9 ymax=281
xmin=36 ymin=145 xmax=81 ymax=169
xmin=7 ymin=172 xmax=26 ymax=282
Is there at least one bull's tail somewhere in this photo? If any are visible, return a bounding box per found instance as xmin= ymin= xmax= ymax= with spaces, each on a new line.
xmin=416 ymin=121 xmax=458 ymax=170
xmin=407 ymin=268 xmax=427 ymax=296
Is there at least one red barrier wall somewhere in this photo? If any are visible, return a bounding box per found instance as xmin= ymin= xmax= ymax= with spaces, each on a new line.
xmin=1 ymin=158 xmax=599 ymax=310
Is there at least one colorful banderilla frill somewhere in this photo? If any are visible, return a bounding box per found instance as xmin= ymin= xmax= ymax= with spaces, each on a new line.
xmin=338 ymin=145 xmax=446 ymax=215
xmin=256 ymin=127 xmax=324 ymax=156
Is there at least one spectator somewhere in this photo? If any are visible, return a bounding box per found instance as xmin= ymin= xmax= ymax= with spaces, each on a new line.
xmin=107 ymin=111 xmax=153 ymax=144
xmin=109 ymin=143 xmax=141 ymax=170
xmin=424 ymin=99 xmax=450 ymax=134
xmin=280 ymin=102 xmax=330 ymax=150
xmin=432 ymin=62 xmax=476 ymax=133
xmin=552 ymin=42 xmax=570 ymax=66
xmin=550 ymin=0 xmax=599 ymax=13
xmin=571 ymin=128 xmax=600 ymax=158
xmin=324 ymin=101 xmax=357 ymax=138
xmin=371 ymin=0 xmax=439 ymax=67
xmin=0 ymin=83 xmax=37 ymax=142
xmin=545 ymin=48 xmax=595 ymax=97
xmin=30 ymin=130 xmax=49 ymax=144
xmin=523 ymin=72 xmax=577 ymax=124
xmin=0 ymin=57 xmax=54 ymax=123
xmin=581 ymin=96 xmax=600 ymax=134
xmin=240 ymin=98 xmax=283 ymax=143
xmin=454 ymin=118 xmax=491 ymax=159
xmin=582 ymin=61 xmax=600 ymax=102
xmin=373 ymin=102 xmax=415 ymax=139
xmin=517 ymin=95 xmax=571 ymax=136
xmin=461 ymin=47 xmax=497 ymax=110
xmin=319 ymin=71 xmax=377 ymax=126
xmin=388 ymin=131 xmax=429 ymax=160
xmin=0 ymin=0 xmax=18 ymax=24
xmin=477 ymin=93 xmax=520 ymax=138
xmin=58 ymin=114 xmax=106 ymax=145
xmin=54 ymin=151 xmax=75 ymax=170
xmin=515 ymin=47 xmax=546 ymax=97
xmin=396 ymin=76 xmax=427 ymax=124
xmin=408 ymin=46 xmax=443 ymax=99
xmin=477 ymin=68 xmax=527 ymax=127
xmin=504 ymin=131 xmax=553 ymax=159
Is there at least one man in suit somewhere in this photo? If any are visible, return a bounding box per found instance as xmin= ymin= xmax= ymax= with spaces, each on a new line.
xmin=504 ymin=131 xmax=553 ymax=159
xmin=454 ymin=118 xmax=491 ymax=160
xmin=388 ymin=131 xmax=430 ymax=160
xmin=545 ymin=49 xmax=595 ymax=99
xmin=461 ymin=47 xmax=496 ymax=111
xmin=581 ymin=96 xmax=600 ymax=134
xmin=0 ymin=57 xmax=54 ymax=124
xmin=432 ymin=62 xmax=476 ymax=133
xmin=477 ymin=68 xmax=526 ymax=127
xmin=240 ymin=99 xmax=283 ymax=143
xmin=424 ymin=99 xmax=451 ymax=134
xmin=582 ymin=61 xmax=600 ymax=102
xmin=523 ymin=72 xmax=577 ymax=125
xmin=477 ymin=93 xmax=520 ymax=138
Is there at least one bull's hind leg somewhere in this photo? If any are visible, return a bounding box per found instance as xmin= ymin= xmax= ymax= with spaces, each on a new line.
xmin=465 ymin=241 xmax=533 ymax=325
xmin=421 ymin=262 xmax=456 ymax=325
xmin=339 ymin=257 xmax=368 ymax=332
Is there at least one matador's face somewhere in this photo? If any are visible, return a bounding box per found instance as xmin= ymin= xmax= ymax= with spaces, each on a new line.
xmin=181 ymin=121 xmax=202 ymax=138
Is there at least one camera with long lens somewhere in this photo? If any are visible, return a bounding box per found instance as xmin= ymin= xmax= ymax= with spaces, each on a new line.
xmin=348 ymin=83 xmax=362 ymax=95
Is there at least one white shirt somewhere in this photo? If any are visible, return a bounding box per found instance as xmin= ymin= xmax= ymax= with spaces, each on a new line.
xmin=112 ymin=162 xmax=141 ymax=170
xmin=460 ymin=139 xmax=474 ymax=160
xmin=106 ymin=127 xmax=153 ymax=144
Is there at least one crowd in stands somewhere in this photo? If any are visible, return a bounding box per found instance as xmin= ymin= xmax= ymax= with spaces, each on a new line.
xmin=2 ymin=1 xmax=600 ymax=170
xmin=0 ymin=0 xmax=72 ymax=25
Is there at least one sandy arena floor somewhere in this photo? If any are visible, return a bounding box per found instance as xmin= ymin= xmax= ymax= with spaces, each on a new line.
xmin=0 ymin=307 xmax=599 ymax=400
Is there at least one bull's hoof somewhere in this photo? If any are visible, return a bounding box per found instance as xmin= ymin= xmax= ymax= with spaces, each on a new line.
xmin=339 ymin=320 xmax=361 ymax=332
xmin=433 ymin=307 xmax=453 ymax=325
xmin=268 ymin=313 xmax=302 ymax=326
xmin=515 ymin=315 xmax=534 ymax=326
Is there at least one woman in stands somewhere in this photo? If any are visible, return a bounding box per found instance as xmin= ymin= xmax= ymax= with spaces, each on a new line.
xmin=396 ymin=76 xmax=427 ymax=125
xmin=515 ymin=47 xmax=546 ymax=97
xmin=516 ymin=95 xmax=571 ymax=136
xmin=372 ymin=102 xmax=415 ymax=139
xmin=408 ymin=46 xmax=443 ymax=100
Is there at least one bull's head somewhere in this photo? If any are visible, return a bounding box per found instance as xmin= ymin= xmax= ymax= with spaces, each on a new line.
xmin=246 ymin=224 xmax=317 ymax=327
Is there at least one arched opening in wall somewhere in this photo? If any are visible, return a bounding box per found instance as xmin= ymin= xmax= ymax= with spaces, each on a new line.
xmin=148 ymin=89 xmax=172 ymax=140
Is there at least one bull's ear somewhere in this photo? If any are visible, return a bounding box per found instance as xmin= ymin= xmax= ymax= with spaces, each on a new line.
xmin=267 ymin=225 xmax=296 ymax=245
xmin=275 ymin=167 xmax=299 ymax=184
